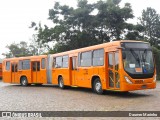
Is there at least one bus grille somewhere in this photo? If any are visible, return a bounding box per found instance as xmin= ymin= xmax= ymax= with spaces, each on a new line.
xmin=134 ymin=80 xmax=144 ymax=84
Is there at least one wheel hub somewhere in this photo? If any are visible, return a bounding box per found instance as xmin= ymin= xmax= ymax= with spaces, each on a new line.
xmin=95 ymin=82 xmax=101 ymax=92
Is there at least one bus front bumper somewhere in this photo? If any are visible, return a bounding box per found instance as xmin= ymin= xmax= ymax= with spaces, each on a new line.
xmin=121 ymin=82 xmax=156 ymax=92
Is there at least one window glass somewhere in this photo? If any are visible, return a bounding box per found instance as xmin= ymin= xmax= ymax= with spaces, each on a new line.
xmin=41 ymin=58 xmax=46 ymax=69
xmin=81 ymin=51 xmax=92 ymax=67
xmin=72 ymin=57 xmax=77 ymax=70
xmin=12 ymin=64 xmax=18 ymax=72
xmin=18 ymin=60 xmax=22 ymax=70
xmin=52 ymin=58 xmax=56 ymax=68
xmin=6 ymin=61 xmax=10 ymax=71
xmin=32 ymin=62 xmax=36 ymax=71
xmin=78 ymin=53 xmax=81 ymax=66
xmin=37 ymin=62 xmax=40 ymax=71
xmin=115 ymin=52 xmax=119 ymax=71
xmin=22 ymin=60 xmax=30 ymax=70
xmin=12 ymin=64 xmax=15 ymax=72
xmin=108 ymin=53 xmax=113 ymax=68
xmin=109 ymin=70 xmax=114 ymax=87
xmin=55 ymin=56 xmax=62 ymax=68
xmin=93 ymin=49 xmax=104 ymax=66
xmin=62 ymin=55 xmax=68 ymax=68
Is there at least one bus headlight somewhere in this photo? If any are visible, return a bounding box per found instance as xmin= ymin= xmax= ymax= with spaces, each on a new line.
xmin=154 ymin=75 xmax=157 ymax=82
xmin=125 ymin=76 xmax=133 ymax=84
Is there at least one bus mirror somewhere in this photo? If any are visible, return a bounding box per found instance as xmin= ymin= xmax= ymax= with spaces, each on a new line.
xmin=122 ymin=52 xmax=126 ymax=59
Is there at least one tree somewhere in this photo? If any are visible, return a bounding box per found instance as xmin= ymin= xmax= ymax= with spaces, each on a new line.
xmin=5 ymin=41 xmax=29 ymax=58
xmin=31 ymin=0 xmax=134 ymax=53
xmin=4 ymin=40 xmax=46 ymax=58
xmin=96 ymin=0 xmax=134 ymax=40
xmin=139 ymin=7 xmax=160 ymax=46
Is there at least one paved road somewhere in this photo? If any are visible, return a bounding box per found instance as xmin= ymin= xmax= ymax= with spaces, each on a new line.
xmin=0 ymin=80 xmax=160 ymax=119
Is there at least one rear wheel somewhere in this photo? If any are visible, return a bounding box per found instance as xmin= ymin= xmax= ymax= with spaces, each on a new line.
xmin=93 ymin=78 xmax=103 ymax=94
xmin=20 ymin=77 xmax=28 ymax=86
xmin=58 ymin=77 xmax=65 ymax=89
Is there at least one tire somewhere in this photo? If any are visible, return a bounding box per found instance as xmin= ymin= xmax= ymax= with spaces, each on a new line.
xmin=93 ymin=78 xmax=103 ymax=94
xmin=58 ymin=77 xmax=65 ymax=89
xmin=20 ymin=77 xmax=28 ymax=86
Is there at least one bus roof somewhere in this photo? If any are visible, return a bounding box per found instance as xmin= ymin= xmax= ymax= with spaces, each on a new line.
xmin=50 ymin=40 xmax=148 ymax=57
xmin=3 ymin=55 xmax=47 ymax=61
xmin=3 ymin=40 xmax=148 ymax=60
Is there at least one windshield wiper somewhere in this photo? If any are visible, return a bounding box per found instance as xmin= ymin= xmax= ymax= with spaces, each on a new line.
xmin=142 ymin=49 xmax=147 ymax=62
xmin=130 ymin=49 xmax=140 ymax=66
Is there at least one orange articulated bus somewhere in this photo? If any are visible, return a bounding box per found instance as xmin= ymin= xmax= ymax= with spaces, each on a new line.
xmin=2 ymin=40 xmax=156 ymax=94
xmin=0 ymin=63 xmax=2 ymax=78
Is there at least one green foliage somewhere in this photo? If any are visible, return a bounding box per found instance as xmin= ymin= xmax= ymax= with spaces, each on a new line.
xmin=5 ymin=40 xmax=47 ymax=58
xmin=30 ymin=0 xmax=160 ymax=79
xmin=139 ymin=7 xmax=160 ymax=46
xmin=31 ymin=0 xmax=134 ymax=53
xmin=6 ymin=41 xmax=30 ymax=58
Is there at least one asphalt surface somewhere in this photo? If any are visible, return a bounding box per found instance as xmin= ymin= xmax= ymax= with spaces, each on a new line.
xmin=0 ymin=80 xmax=160 ymax=119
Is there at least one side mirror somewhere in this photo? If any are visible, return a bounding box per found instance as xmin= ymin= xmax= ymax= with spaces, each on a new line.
xmin=122 ymin=52 xmax=126 ymax=59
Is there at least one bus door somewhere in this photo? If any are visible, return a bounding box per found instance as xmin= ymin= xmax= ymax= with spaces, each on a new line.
xmin=71 ymin=56 xmax=78 ymax=86
xmin=108 ymin=51 xmax=120 ymax=89
xmin=11 ymin=63 xmax=18 ymax=83
xmin=32 ymin=61 xmax=40 ymax=83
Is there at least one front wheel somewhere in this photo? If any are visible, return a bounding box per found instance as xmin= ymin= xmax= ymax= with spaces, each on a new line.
xmin=58 ymin=77 xmax=65 ymax=89
xmin=20 ymin=77 xmax=28 ymax=86
xmin=93 ymin=78 xmax=103 ymax=94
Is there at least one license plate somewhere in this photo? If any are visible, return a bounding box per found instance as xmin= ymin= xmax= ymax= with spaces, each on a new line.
xmin=141 ymin=85 xmax=147 ymax=89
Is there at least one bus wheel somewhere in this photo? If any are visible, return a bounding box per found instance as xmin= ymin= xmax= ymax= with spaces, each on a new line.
xmin=93 ymin=78 xmax=103 ymax=94
xmin=58 ymin=77 xmax=65 ymax=89
xmin=20 ymin=77 xmax=28 ymax=86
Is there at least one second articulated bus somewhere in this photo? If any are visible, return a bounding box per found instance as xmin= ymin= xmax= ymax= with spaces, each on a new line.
xmin=2 ymin=40 xmax=156 ymax=94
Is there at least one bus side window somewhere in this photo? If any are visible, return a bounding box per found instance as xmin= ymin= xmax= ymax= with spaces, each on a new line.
xmin=81 ymin=51 xmax=92 ymax=67
xmin=22 ymin=60 xmax=30 ymax=70
xmin=55 ymin=56 xmax=62 ymax=68
xmin=62 ymin=55 xmax=68 ymax=68
xmin=6 ymin=61 xmax=10 ymax=71
xmin=93 ymin=49 xmax=104 ymax=66
xmin=18 ymin=60 xmax=22 ymax=70
xmin=52 ymin=58 xmax=56 ymax=68
xmin=41 ymin=58 xmax=46 ymax=69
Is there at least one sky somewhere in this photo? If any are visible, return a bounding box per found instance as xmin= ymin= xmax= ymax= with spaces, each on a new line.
xmin=0 ymin=0 xmax=160 ymax=58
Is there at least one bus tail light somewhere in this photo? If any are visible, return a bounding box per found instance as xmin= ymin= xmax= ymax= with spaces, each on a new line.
xmin=124 ymin=76 xmax=133 ymax=84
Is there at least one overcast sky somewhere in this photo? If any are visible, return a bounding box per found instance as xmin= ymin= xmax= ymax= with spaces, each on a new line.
xmin=0 ymin=0 xmax=160 ymax=58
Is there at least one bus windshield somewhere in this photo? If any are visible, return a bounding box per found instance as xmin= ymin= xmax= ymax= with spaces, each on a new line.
xmin=122 ymin=42 xmax=154 ymax=79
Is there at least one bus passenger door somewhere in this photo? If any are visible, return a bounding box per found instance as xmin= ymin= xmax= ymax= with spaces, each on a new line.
xmin=71 ymin=56 xmax=77 ymax=86
xmin=32 ymin=61 xmax=40 ymax=83
xmin=108 ymin=51 xmax=120 ymax=89
xmin=11 ymin=63 xmax=18 ymax=83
